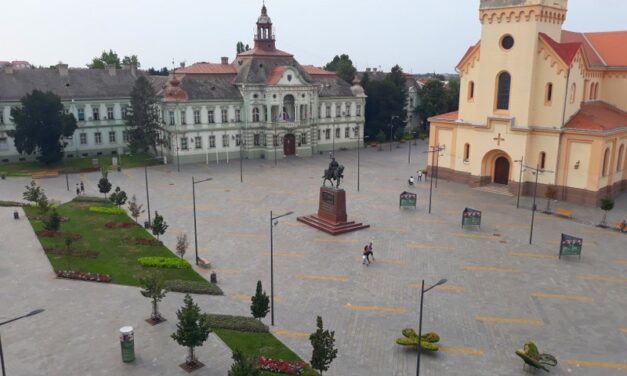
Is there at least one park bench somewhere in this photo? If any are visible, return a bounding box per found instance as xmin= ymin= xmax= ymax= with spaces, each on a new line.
xmin=555 ymin=208 xmax=573 ymax=219
xmin=197 ymin=256 xmax=211 ymax=268
xmin=32 ymin=170 xmax=59 ymax=179
xmin=613 ymin=222 xmax=627 ymax=233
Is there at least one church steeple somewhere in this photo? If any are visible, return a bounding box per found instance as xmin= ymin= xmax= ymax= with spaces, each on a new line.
xmin=254 ymin=2 xmax=276 ymax=50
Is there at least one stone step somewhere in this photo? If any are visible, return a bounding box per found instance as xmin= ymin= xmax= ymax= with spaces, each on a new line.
xmin=473 ymin=184 xmax=514 ymax=197
xmin=297 ymin=214 xmax=370 ymax=236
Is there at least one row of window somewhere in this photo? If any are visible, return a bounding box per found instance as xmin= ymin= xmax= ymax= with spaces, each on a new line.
xmin=602 ymin=144 xmax=625 ymax=177
xmin=76 ymin=106 xmax=127 ymax=122
xmin=70 ymin=131 xmax=129 ymax=146
xmin=319 ymin=103 xmax=362 ymax=119
xmin=169 ymin=108 xmax=241 ymax=126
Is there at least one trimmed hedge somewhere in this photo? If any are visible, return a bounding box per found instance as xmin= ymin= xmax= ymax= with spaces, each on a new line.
xmin=138 ymin=257 xmax=191 ymax=269
xmin=164 ymin=279 xmax=223 ymax=296
xmin=89 ymin=206 xmax=125 ymax=215
xmin=204 ymin=314 xmax=269 ymax=333
xmin=73 ymin=196 xmax=109 ymax=203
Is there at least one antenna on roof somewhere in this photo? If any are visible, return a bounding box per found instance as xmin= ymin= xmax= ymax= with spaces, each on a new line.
xmin=172 ymin=59 xmax=175 ymax=74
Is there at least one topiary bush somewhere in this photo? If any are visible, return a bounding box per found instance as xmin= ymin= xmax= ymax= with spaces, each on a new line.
xmin=395 ymin=328 xmax=440 ymax=351
xmin=73 ymin=196 xmax=109 ymax=203
xmin=88 ymin=206 xmax=126 ymax=215
xmin=165 ymin=279 xmax=223 ymax=296
xmin=138 ymin=257 xmax=191 ymax=269
xmin=204 ymin=314 xmax=269 ymax=333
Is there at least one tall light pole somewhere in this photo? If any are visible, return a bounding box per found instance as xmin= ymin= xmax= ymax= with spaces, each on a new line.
xmin=1 ymin=309 xmax=45 ymax=376
xmin=514 ymin=156 xmax=524 ymax=209
xmin=524 ymin=164 xmax=554 ymax=245
xmin=352 ymin=129 xmax=367 ymax=192
xmin=416 ymin=279 xmax=447 ymax=376
xmin=143 ymin=156 xmax=163 ymax=227
xmin=424 ymin=144 xmax=443 ymax=214
xmin=269 ymin=210 xmax=294 ymax=326
xmin=192 ymin=176 xmax=212 ymax=265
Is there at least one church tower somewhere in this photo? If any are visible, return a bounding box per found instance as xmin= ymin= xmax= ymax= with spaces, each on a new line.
xmin=254 ymin=4 xmax=276 ymax=51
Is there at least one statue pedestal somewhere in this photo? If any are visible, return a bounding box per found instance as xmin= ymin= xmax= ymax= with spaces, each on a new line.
xmin=297 ymin=187 xmax=369 ymax=236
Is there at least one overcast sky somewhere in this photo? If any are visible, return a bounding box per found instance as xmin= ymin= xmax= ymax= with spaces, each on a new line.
xmin=2 ymin=0 xmax=626 ymax=74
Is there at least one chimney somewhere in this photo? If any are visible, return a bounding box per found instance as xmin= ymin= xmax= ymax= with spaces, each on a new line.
xmin=180 ymin=62 xmax=186 ymax=68
xmin=4 ymin=64 xmax=13 ymax=74
xmin=221 ymin=57 xmax=229 ymax=65
xmin=122 ymin=64 xmax=138 ymax=76
xmin=57 ymin=63 xmax=68 ymax=77
xmin=365 ymin=68 xmax=371 ymax=73
xmin=373 ymin=68 xmax=378 ymax=72
xmin=105 ymin=64 xmax=116 ymax=76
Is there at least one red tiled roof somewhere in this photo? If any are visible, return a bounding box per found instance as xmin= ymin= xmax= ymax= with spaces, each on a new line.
xmin=302 ymin=65 xmax=335 ymax=76
xmin=176 ymin=63 xmax=237 ymax=75
xmin=539 ymin=33 xmax=580 ymax=65
xmin=266 ymin=66 xmax=286 ymax=84
xmin=565 ymin=101 xmax=627 ymax=131
xmin=561 ymin=30 xmax=604 ymax=67
xmin=430 ymin=111 xmax=459 ymax=121
xmin=584 ymin=31 xmax=627 ymax=67
xmin=456 ymin=43 xmax=480 ymax=69
xmin=238 ymin=47 xmax=293 ymax=58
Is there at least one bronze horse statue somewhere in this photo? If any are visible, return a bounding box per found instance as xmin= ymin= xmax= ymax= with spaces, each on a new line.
xmin=323 ymin=157 xmax=344 ymax=188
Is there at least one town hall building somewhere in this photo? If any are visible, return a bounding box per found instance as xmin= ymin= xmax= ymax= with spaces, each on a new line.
xmin=429 ymin=0 xmax=627 ymax=205
xmin=0 ymin=4 xmax=366 ymax=164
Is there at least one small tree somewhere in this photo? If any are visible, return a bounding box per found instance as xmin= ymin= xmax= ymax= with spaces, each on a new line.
xmin=140 ymin=271 xmax=168 ymax=323
xmin=375 ymin=130 xmax=386 ymax=151
xmin=109 ymin=186 xmax=128 ymax=207
xmin=250 ymin=280 xmax=270 ymax=320
xmin=171 ymin=294 xmax=212 ymax=366
xmin=23 ymin=181 xmax=43 ymax=203
xmin=309 ymin=316 xmax=338 ymax=375
xmin=544 ymin=185 xmax=558 ymax=213
xmin=127 ymin=195 xmax=145 ymax=223
xmin=599 ymin=196 xmax=615 ymax=227
xmin=64 ymin=236 xmax=74 ymax=271
xmin=98 ymin=169 xmax=112 ymax=198
xmin=37 ymin=192 xmax=50 ymax=214
xmin=228 ymin=349 xmax=261 ymax=376
xmin=44 ymin=208 xmax=61 ymax=231
xmin=176 ymin=233 xmax=189 ymax=259
xmin=151 ymin=211 xmax=168 ymax=239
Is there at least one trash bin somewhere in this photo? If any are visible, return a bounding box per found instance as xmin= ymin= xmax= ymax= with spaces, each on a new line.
xmin=144 ymin=221 xmax=150 ymax=229
xmin=13 ymin=211 xmax=19 ymax=220
xmin=119 ymin=326 xmax=135 ymax=362
xmin=210 ymin=272 xmax=217 ymax=284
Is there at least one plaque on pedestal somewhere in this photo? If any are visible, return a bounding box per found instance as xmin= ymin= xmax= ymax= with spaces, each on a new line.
xmin=298 ymin=187 xmax=369 ymax=235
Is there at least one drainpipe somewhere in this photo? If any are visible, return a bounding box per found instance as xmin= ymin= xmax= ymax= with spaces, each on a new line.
xmin=556 ymin=66 xmax=571 ymax=200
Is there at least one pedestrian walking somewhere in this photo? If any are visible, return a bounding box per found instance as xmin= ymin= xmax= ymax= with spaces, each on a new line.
xmin=423 ymin=169 xmax=428 ymax=181
xmin=367 ymin=240 xmax=375 ymax=262
xmin=417 ymin=170 xmax=423 ymax=182
xmin=75 ymin=184 xmax=80 ymax=196
xmin=362 ymin=245 xmax=370 ymax=266
xmin=80 ymin=180 xmax=85 ymax=194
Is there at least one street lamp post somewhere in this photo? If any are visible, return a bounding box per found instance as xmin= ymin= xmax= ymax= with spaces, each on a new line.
xmin=514 ymin=156 xmax=524 ymax=209
xmin=192 ymin=176 xmax=212 ymax=265
xmin=524 ymin=164 xmax=554 ymax=244
xmin=352 ymin=130 xmax=367 ymax=192
xmin=269 ymin=210 xmax=294 ymax=326
xmin=416 ymin=279 xmax=447 ymax=376
xmin=1 ymin=309 xmax=45 ymax=376
xmin=424 ymin=144 xmax=443 ymax=214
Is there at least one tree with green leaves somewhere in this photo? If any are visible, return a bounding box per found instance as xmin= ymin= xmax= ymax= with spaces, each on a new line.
xmin=599 ymin=196 xmax=614 ymax=227
xmin=140 ymin=271 xmax=168 ymax=323
xmin=8 ymin=90 xmax=77 ymax=164
xmin=544 ymin=185 xmax=558 ymax=213
xmin=37 ymin=192 xmax=50 ymax=214
xmin=228 ymin=349 xmax=260 ymax=376
xmin=122 ymin=55 xmax=140 ymax=67
xmin=415 ymin=80 xmax=449 ymax=125
xmin=147 ymin=67 xmax=169 ymax=76
xmin=176 ymin=233 xmax=189 ymax=259
xmin=88 ymin=49 xmax=121 ymax=69
xmin=98 ymin=169 xmax=112 ymax=198
xmin=446 ymin=79 xmax=460 ymax=111
xmin=362 ymin=67 xmax=407 ymax=140
xmin=309 ymin=316 xmax=337 ymax=375
xmin=236 ymin=41 xmax=250 ymax=54
xmin=171 ymin=294 xmax=212 ymax=366
xmin=151 ymin=211 xmax=168 ymax=239
xmin=23 ymin=181 xmax=43 ymax=203
xmin=109 ymin=186 xmax=128 ymax=207
xmin=45 ymin=208 xmax=61 ymax=231
xmin=127 ymin=195 xmax=145 ymax=223
xmin=375 ymin=130 xmax=386 ymax=151
xmin=324 ymin=54 xmax=357 ymax=84
xmin=126 ymin=76 xmax=162 ymax=154
xmin=250 ymin=280 xmax=270 ymax=320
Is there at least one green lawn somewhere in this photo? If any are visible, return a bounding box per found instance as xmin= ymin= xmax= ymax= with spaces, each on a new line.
xmin=25 ymin=199 xmax=208 ymax=287
xmin=0 ymin=152 xmax=160 ymax=176
xmin=214 ymin=329 xmax=318 ymax=376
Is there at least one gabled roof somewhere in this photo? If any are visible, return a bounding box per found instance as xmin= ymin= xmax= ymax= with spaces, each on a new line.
xmin=538 ymin=33 xmax=581 ymax=65
xmin=565 ymin=101 xmax=627 ymax=131
xmin=237 ymin=47 xmax=293 ymax=58
xmin=562 ymin=30 xmax=627 ymax=68
xmin=303 ymin=65 xmax=336 ymax=76
xmin=266 ymin=66 xmax=286 ymax=84
xmin=176 ymin=63 xmax=237 ymax=75
xmin=456 ymin=43 xmax=480 ymax=69
xmin=429 ymin=111 xmax=459 ymax=122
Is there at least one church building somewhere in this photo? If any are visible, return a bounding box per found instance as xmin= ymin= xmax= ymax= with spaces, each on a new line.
xmin=428 ymin=0 xmax=627 ymax=205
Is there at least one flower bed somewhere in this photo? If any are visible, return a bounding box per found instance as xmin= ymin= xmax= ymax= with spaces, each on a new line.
xmin=257 ymin=356 xmax=305 ymax=375
xmin=204 ymin=314 xmax=269 ymax=333
xmin=105 ymin=221 xmax=140 ymax=229
xmin=72 ymin=196 xmax=109 ymax=203
xmin=89 ymin=206 xmax=126 ymax=215
xmin=138 ymin=256 xmax=191 ymax=269
xmin=44 ymin=247 xmax=99 ymax=258
xmin=56 ymin=270 xmax=112 ymax=283
xmin=125 ymin=237 xmax=163 ymax=246
xmin=37 ymin=231 xmax=82 ymax=240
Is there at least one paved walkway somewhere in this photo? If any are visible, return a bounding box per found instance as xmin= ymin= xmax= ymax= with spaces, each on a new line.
xmin=1 ymin=143 xmax=626 ymax=375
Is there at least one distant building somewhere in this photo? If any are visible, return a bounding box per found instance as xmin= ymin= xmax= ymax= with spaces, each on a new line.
xmin=0 ymin=61 xmax=32 ymax=69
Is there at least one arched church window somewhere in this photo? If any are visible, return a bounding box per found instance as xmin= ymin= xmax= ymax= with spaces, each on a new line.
xmin=539 ymin=152 xmax=546 ymax=170
xmin=602 ymin=147 xmax=610 ymax=177
xmin=617 ymin=145 xmax=624 ymax=172
xmin=468 ymin=81 xmax=475 ymax=101
xmin=252 ymin=107 xmax=260 ymax=122
xmin=464 ymin=143 xmax=470 ymax=161
xmin=545 ymin=83 xmax=553 ymax=104
xmin=496 ymin=72 xmax=511 ymax=110
xmin=570 ymin=83 xmax=576 ymax=104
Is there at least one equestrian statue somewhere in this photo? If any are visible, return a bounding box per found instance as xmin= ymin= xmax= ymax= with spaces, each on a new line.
xmin=322 ymin=154 xmax=344 ymax=188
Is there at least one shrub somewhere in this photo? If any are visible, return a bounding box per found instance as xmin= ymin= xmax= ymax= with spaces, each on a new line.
xmin=89 ymin=206 xmax=126 ymax=215
xmin=73 ymin=196 xmax=109 ymax=203
xmin=56 ymin=270 xmax=111 ymax=283
xmin=165 ymin=279 xmax=223 ymax=296
xmin=204 ymin=314 xmax=269 ymax=333
xmin=44 ymin=209 xmax=61 ymax=231
xmin=138 ymin=257 xmax=191 ymax=269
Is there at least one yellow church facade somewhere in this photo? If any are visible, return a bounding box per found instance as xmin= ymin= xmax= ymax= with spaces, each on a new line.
xmin=428 ymin=0 xmax=627 ymax=205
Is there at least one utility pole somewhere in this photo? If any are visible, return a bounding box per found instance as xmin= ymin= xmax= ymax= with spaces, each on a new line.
xmin=515 ymin=156 xmax=524 ymax=208
xmin=524 ymin=164 xmax=554 ymax=245
xmin=424 ymin=144 xmax=444 ymax=214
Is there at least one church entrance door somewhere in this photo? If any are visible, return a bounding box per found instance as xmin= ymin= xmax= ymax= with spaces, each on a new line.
xmin=494 ymin=157 xmax=510 ymax=184
xmin=283 ymin=134 xmax=296 ymax=156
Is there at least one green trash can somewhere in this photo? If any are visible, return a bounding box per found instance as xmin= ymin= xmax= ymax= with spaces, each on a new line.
xmin=120 ymin=326 xmax=135 ymax=362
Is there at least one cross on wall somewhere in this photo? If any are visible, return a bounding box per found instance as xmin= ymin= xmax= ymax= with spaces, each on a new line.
xmin=493 ymin=133 xmax=505 ymax=146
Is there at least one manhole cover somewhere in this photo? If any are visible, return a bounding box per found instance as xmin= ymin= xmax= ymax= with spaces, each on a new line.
xmin=169 ymin=183 xmax=174 ymax=186
xmin=224 ymin=189 xmax=231 ymax=192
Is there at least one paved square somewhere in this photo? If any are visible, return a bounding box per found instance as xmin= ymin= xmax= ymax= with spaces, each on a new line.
xmin=1 ymin=142 xmax=626 ymax=375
